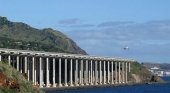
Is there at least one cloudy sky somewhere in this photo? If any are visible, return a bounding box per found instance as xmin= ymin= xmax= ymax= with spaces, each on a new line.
xmin=0 ymin=0 xmax=170 ymax=63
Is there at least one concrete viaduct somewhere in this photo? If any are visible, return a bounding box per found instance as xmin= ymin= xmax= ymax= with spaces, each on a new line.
xmin=0 ymin=48 xmax=135 ymax=88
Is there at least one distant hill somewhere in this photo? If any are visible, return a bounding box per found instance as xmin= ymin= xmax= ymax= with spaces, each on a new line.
xmin=142 ymin=62 xmax=170 ymax=70
xmin=0 ymin=16 xmax=87 ymax=54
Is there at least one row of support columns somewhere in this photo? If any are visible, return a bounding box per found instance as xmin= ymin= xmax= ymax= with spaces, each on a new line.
xmin=0 ymin=53 xmax=131 ymax=88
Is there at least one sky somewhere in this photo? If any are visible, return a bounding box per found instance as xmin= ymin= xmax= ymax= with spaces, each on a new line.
xmin=0 ymin=0 xmax=170 ymax=63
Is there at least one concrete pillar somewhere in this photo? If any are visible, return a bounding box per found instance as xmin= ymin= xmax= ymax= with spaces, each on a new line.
xmin=59 ymin=58 xmax=62 ymax=87
xmin=88 ymin=70 xmax=90 ymax=84
xmin=46 ymin=57 xmax=49 ymax=87
xmin=118 ymin=62 xmax=121 ymax=83
xmin=64 ymin=59 xmax=68 ymax=86
xmin=93 ymin=70 xmax=94 ymax=84
xmin=75 ymin=59 xmax=78 ymax=86
xmin=24 ymin=56 xmax=27 ymax=73
xmin=32 ymin=57 xmax=35 ymax=84
xmin=52 ymin=58 xmax=56 ymax=87
xmin=115 ymin=62 xmax=117 ymax=84
xmin=34 ymin=59 xmax=37 ymax=85
xmin=0 ymin=54 xmax=1 ymax=62
xmin=12 ymin=56 xmax=15 ymax=67
xmin=35 ymin=69 xmax=37 ymax=85
xmin=8 ymin=55 xmax=11 ymax=65
xmin=20 ymin=57 xmax=22 ymax=73
xmin=16 ymin=56 xmax=19 ymax=71
xmin=103 ymin=61 xmax=106 ymax=84
xmin=111 ymin=61 xmax=114 ymax=84
xmin=129 ymin=62 xmax=131 ymax=72
xmin=95 ymin=60 xmax=98 ymax=85
xmin=80 ymin=60 xmax=84 ymax=85
xmin=107 ymin=61 xmax=110 ymax=84
xmin=90 ymin=60 xmax=93 ymax=85
xmin=99 ymin=61 xmax=102 ymax=84
xmin=122 ymin=62 xmax=125 ymax=83
xmin=125 ymin=62 xmax=128 ymax=83
xmin=27 ymin=57 xmax=30 ymax=81
xmin=85 ymin=60 xmax=89 ymax=85
xmin=39 ymin=57 xmax=43 ymax=88
xmin=70 ymin=59 xmax=73 ymax=86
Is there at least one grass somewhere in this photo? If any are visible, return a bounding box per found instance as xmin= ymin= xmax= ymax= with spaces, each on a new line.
xmin=0 ymin=61 xmax=43 ymax=93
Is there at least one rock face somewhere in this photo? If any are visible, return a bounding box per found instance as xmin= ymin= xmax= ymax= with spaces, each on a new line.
xmin=0 ymin=16 xmax=87 ymax=54
xmin=0 ymin=72 xmax=20 ymax=92
xmin=129 ymin=62 xmax=164 ymax=83
xmin=0 ymin=72 xmax=7 ymax=87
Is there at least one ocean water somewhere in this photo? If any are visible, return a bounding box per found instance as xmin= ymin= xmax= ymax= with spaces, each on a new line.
xmin=44 ymin=77 xmax=170 ymax=93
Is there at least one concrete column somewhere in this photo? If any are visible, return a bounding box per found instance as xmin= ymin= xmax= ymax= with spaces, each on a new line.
xmin=129 ymin=62 xmax=131 ymax=72
xmin=90 ymin=60 xmax=93 ymax=85
xmin=95 ymin=60 xmax=98 ymax=85
xmin=93 ymin=70 xmax=94 ymax=84
xmin=46 ymin=57 xmax=49 ymax=87
xmin=27 ymin=57 xmax=30 ymax=81
xmin=64 ymin=59 xmax=68 ymax=86
xmin=125 ymin=62 xmax=128 ymax=83
xmin=24 ymin=56 xmax=27 ymax=73
xmin=34 ymin=59 xmax=37 ymax=85
xmin=79 ymin=61 xmax=81 ymax=85
xmin=107 ymin=61 xmax=110 ymax=84
xmin=39 ymin=57 xmax=43 ymax=88
xmin=99 ymin=61 xmax=102 ymax=84
xmin=52 ymin=58 xmax=56 ymax=87
xmin=70 ymin=59 xmax=73 ymax=86
xmin=85 ymin=60 xmax=89 ymax=85
xmin=35 ymin=69 xmax=37 ymax=85
xmin=115 ymin=62 xmax=117 ymax=84
xmin=111 ymin=61 xmax=114 ymax=84
xmin=16 ymin=56 xmax=19 ymax=71
xmin=20 ymin=57 xmax=22 ymax=73
xmin=118 ymin=62 xmax=121 ymax=83
xmin=59 ymin=58 xmax=62 ymax=87
xmin=32 ymin=57 xmax=35 ymax=84
xmin=12 ymin=56 xmax=15 ymax=67
xmin=0 ymin=54 xmax=1 ymax=62
xmin=80 ymin=60 xmax=84 ymax=85
xmin=8 ymin=55 xmax=11 ymax=65
xmin=75 ymin=59 xmax=78 ymax=86
xmin=122 ymin=62 xmax=125 ymax=83
xmin=88 ymin=70 xmax=90 ymax=84
xmin=103 ymin=61 xmax=106 ymax=84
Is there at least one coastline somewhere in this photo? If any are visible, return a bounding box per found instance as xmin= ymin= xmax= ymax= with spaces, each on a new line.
xmin=42 ymin=81 xmax=166 ymax=92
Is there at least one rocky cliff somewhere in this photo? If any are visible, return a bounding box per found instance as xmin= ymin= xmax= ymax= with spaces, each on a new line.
xmin=129 ymin=62 xmax=164 ymax=83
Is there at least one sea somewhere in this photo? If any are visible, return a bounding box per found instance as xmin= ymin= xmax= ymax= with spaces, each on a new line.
xmin=44 ymin=77 xmax=170 ymax=93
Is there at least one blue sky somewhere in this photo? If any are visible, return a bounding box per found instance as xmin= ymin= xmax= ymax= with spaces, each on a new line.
xmin=0 ymin=0 xmax=170 ymax=63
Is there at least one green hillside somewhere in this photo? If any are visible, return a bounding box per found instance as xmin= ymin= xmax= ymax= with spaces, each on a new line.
xmin=0 ymin=61 xmax=42 ymax=93
xmin=0 ymin=16 xmax=87 ymax=54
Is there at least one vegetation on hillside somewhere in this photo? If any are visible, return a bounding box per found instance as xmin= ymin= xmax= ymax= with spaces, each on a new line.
xmin=130 ymin=62 xmax=164 ymax=83
xmin=0 ymin=16 xmax=87 ymax=54
xmin=0 ymin=61 xmax=42 ymax=93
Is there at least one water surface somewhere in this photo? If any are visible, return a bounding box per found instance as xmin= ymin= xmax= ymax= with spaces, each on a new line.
xmin=44 ymin=77 xmax=170 ymax=93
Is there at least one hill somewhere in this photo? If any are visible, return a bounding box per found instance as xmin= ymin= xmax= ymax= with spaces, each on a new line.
xmin=0 ymin=61 xmax=42 ymax=93
xmin=142 ymin=62 xmax=170 ymax=71
xmin=129 ymin=62 xmax=164 ymax=83
xmin=0 ymin=16 xmax=87 ymax=54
